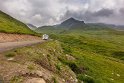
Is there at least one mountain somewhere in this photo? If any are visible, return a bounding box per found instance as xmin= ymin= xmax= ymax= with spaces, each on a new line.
xmin=112 ymin=25 xmax=124 ymax=31
xmin=1 ymin=12 xmax=124 ymax=83
xmin=0 ymin=10 xmax=36 ymax=35
xmin=35 ymin=18 xmax=86 ymax=33
xmin=27 ymin=24 xmax=37 ymax=30
xmin=58 ymin=17 xmax=85 ymax=28
xmin=35 ymin=18 xmax=114 ymax=33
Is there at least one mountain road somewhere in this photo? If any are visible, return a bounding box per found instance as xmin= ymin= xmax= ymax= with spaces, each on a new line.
xmin=0 ymin=40 xmax=44 ymax=53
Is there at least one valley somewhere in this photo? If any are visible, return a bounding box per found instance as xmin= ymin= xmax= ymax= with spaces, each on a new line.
xmin=35 ymin=18 xmax=124 ymax=83
xmin=0 ymin=10 xmax=124 ymax=83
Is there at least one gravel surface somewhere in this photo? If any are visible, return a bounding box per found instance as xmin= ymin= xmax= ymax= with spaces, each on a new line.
xmin=0 ymin=40 xmax=44 ymax=52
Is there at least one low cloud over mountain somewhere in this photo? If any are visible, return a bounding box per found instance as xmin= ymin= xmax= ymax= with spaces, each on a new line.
xmin=0 ymin=0 xmax=124 ymax=26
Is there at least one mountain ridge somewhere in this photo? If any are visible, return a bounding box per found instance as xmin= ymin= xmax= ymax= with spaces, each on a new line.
xmin=35 ymin=18 xmax=116 ymax=33
xmin=58 ymin=17 xmax=85 ymax=28
xmin=37 ymin=18 xmax=124 ymax=30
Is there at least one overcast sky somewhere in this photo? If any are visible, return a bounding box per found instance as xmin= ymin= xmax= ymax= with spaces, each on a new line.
xmin=0 ymin=0 xmax=124 ymax=26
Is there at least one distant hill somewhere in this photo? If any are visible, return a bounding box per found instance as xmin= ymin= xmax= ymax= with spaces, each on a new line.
xmin=27 ymin=24 xmax=37 ymax=30
xmin=113 ymin=25 xmax=124 ymax=31
xmin=36 ymin=18 xmax=115 ymax=33
xmin=88 ymin=23 xmax=124 ymax=31
xmin=0 ymin=10 xmax=36 ymax=35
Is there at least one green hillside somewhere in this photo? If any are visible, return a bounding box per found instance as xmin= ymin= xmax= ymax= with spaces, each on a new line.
xmin=0 ymin=10 xmax=36 ymax=35
xmin=36 ymin=24 xmax=115 ymax=34
xmin=35 ymin=25 xmax=124 ymax=83
xmin=1 ymin=12 xmax=124 ymax=83
xmin=36 ymin=18 xmax=115 ymax=34
xmin=2 ymin=34 xmax=124 ymax=83
xmin=1 ymin=26 xmax=124 ymax=83
xmin=36 ymin=26 xmax=68 ymax=34
xmin=50 ymin=30 xmax=124 ymax=83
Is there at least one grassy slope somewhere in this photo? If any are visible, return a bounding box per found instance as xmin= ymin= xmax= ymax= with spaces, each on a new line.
xmin=2 ymin=30 xmax=124 ymax=83
xmin=1 ymin=17 xmax=124 ymax=83
xmin=50 ymin=32 xmax=124 ymax=83
xmin=35 ymin=26 xmax=68 ymax=34
xmin=2 ymin=41 xmax=77 ymax=83
xmin=0 ymin=10 xmax=37 ymax=35
xmin=36 ymin=25 xmax=124 ymax=83
xmin=35 ymin=24 xmax=115 ymax=34
xmin=4 ymin=35 xmax=124 ymax=83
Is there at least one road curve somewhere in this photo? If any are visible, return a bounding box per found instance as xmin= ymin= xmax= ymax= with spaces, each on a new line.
xmin=0 ymin=40 xmax=44 ymax=53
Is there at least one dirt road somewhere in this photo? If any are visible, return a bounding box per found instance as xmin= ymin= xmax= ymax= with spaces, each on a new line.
xmin=0 ymin=40 xmax=44 ymax=52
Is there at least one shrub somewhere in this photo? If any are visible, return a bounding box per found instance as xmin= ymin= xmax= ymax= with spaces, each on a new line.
xmin=52 ymin=77 xmax=58 ymax=83
xmin=112 ymin=51 xmax=124 ymax=57
xmin=5 ymin=53 xmax=16 ymax=57
xmin=67 ymin=62 xmax=85 ymax=74
xmin=10 ymin=76 xmax=23 ymax=83
xmin=0 ymin=76 xmax=3 ymax=83
xmin=77 ymin=74 xmax=95 ymax=83
xmin=58 ymin=57 xmax=86 ymax=74
xmin=56 ymin=63 xmax=62 ymax=70
xmin=27 ymin=65 xmax=35 ymax=70
xmin=112 ymin=51 xmax=124 ymax=60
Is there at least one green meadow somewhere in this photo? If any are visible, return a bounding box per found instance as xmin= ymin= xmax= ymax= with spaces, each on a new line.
xmin=38 ymin=27 xmax=124 ymax=83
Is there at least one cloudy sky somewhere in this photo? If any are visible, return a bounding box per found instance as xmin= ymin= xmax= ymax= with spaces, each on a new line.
xmin=0 ymin=0 xmax=124 ymax=26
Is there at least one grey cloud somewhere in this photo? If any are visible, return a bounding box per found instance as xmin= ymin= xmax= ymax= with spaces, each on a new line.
xmin=0 ymin=0 xmax=124 ymax=26
xmin=93 ymin=9 xmax=114 ymax=17
xmin=60 ymin=8 xmax=114 ymax=23
xmin=119 ymin=8 xmax=124 ymax=14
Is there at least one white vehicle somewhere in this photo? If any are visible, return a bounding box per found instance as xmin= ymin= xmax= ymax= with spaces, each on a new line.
xmin=42 ymin=34 xmax=49 ymax=40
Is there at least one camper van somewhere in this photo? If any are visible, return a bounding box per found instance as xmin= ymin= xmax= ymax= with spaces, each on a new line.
xmin=42 ymin=34 xmax=49 ymax=40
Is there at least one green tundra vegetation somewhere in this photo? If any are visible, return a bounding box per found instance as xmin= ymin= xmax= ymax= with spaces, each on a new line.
xmin=5 ymin=27 xmax=124 ymax=83
xmin=0 ymin=10 xmax=124 ymax=83
xmin=4 ymin=41 xmax=77 ymax=83
xmin=0 ymin=10 xmax=38 ymax=35
xmin=35 ymin=25 xmax=124 ymax=83
xmin=50 ymin=33 xmax=124 ymax=83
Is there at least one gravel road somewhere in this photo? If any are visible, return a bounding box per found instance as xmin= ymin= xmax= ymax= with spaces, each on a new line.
xmin=0 ymin=40 xmax=44 ymax=52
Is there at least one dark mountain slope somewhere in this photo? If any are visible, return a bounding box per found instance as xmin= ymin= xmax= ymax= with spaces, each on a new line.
xmin=36 ymin=18 xmax=114 ymax=34
xmin=59 ymin=17 xmax=85 ymax=28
